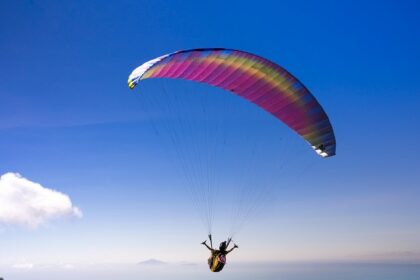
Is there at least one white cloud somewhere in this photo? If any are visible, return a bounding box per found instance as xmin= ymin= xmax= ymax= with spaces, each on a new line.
xmin=0 ymin=172 xmax=82 ymax=228
xmin=12 ymin=262 xmax=34 ymax=269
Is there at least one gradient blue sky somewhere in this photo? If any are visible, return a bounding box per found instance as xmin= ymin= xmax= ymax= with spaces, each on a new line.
xmin=0 ymin=0 xmax=419 ymax=267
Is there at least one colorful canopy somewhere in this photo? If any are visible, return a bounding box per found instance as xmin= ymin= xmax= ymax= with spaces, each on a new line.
xmin=128 ymin=48 xmax=336 ymax=157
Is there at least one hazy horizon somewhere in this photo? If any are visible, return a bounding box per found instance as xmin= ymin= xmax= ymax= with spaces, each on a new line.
xmin=2 ymin=262 xmax=420 ymax=280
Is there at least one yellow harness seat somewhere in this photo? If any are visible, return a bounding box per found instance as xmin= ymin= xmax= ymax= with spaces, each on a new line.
xmin=208 ymin=252 xmax=226 ymax=272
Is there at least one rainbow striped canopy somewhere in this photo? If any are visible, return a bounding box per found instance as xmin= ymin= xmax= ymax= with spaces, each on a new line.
xmin=128 ymin=48 xmax=336 ymax=157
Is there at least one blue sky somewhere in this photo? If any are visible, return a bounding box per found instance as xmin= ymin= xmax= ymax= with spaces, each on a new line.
xmin=0 ymin=0 xmax=419 ymax=269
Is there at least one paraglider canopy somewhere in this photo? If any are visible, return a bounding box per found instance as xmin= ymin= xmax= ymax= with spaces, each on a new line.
xmin=128 ymin=48 xmax=336 ymax=157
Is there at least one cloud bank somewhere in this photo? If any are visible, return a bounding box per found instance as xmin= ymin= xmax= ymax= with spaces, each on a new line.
xmin=0 ymin=172 xmax=82 ymax=228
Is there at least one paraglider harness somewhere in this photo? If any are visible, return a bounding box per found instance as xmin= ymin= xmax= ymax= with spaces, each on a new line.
xmin=206 ymin=235 xmax=231 ymax=272
xmin=208 ymin=252 xmax=226 ymax=272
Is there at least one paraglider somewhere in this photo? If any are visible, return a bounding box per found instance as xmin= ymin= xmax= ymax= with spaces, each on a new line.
xmin=127 ymin=48 xmax=336 ymax=272
xmin=201 ymin=235 xmax=238 ymax=272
